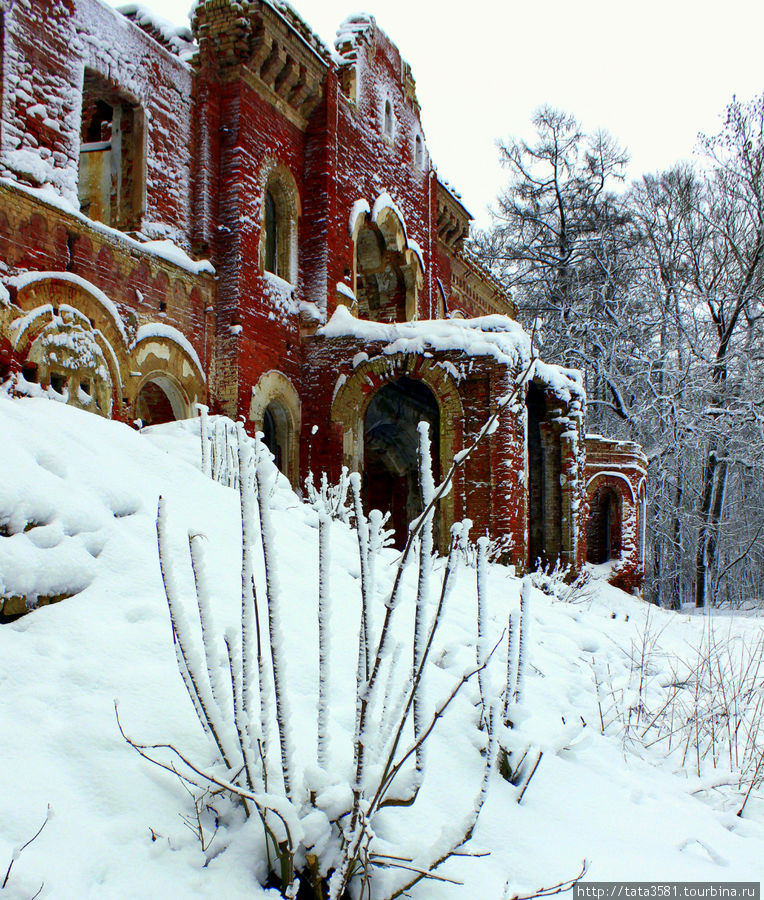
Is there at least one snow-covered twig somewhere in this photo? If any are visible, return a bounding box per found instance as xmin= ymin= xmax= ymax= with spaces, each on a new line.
xmin=1 ymin=805 xmax=51 ymax=891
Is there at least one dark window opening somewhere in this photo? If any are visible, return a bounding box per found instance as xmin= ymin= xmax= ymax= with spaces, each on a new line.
xmin=264 ymin=190 xmax=279 ymax=275
xmin=586 ymin=486 xmax=621 ymax=564
xmin=21 ymin=365 xmax=38 ymax=384
xmin=526 ymin=383 xmax=562 ymax=569
xmin=78 ymin=69 xmax=143 ymax=231
xmin=159 ymin=300 xmax=167 ymax=312
xmin=355 ymin=220 xmax=416 ymax=323
xmin=364 ymin=376 xmax=440 ymax=549
xmin=383 ymin=99 xmax=393 ymax=138
xmin=50 ymin=372 xmax=67 ymax=394
xmin=80 ymin=379 xmax=91 ymax=396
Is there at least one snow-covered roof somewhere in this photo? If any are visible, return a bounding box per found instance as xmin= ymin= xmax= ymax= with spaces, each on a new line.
xmin=118 ymin=4 xmax=197 ymax=62
xmin=318 ymin=306 xmax=585 ymax=405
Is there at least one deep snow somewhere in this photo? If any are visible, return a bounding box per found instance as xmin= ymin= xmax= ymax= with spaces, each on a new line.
xmin=0 ymin=395 xmax=762 ymax=898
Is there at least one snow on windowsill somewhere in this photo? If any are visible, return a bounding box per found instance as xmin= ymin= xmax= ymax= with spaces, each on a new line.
xmin=263 ymin=270 xmax=295 ymax=295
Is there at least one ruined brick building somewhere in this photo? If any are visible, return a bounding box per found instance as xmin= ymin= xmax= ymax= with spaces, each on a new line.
xmin=0 ymin=0 xmax=647 ymax=588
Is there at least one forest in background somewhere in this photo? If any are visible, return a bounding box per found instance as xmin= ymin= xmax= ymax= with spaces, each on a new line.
xmin=476 ymin=94 xmax=764 ymax=608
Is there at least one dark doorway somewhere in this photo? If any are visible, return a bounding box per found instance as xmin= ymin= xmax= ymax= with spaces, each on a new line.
xmin=134 ymin=379 xmax=178 ymax=426
xmin=526 ymin=382 xmax=562 ymax=569
xmin=364 ymin=377 xmax=440 ymax=548
xmin=586 ymin=486 xmax=620 ymax=564
xmin=262 ymin=401 xmax=290 ymax=477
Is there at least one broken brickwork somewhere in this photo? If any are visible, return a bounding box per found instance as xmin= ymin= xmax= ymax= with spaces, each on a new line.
xmin=0 ymin=0 xmax=645 ymax=588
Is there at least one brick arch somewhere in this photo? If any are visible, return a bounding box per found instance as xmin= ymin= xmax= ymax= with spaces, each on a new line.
xmin=7 ymin=274 xmax=129 ymax=415
xmin=351 ymin=203 xmax=424 ymax=322
xmin=331 ymin=352 xmax=463 ymax=547
xmin=585 ymin=472 xmax=637 ymax=567
xmin=129 ymin=330 xmax=206 ymax=421
xmin=133 ymin=371 xmax=190 ymax=426
xmin=249 ymin=370 xmax=301 ymax=489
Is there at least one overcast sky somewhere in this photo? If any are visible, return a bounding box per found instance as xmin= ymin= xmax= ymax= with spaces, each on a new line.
xmin=110 ymin=0 xmax=764 ymax=227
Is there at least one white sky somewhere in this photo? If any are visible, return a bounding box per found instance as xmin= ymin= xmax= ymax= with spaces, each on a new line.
xmin=109 ymin=0 xmax=764 ymax=228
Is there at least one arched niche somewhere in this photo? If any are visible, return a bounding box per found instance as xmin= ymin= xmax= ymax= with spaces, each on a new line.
xmin=249 ymin=370 xmax=301 ymax=489
xmin=365 ymin=376 xmax=440 ymax=548
xmin=585 ymin=472 xmax=633 ymax=565
xmin=352 ymin=208 xmax=423 ymax=323
xmin=7 ymin=274 xmax=129 ymax=416
xmin=331 ymin=353 xmax=463 ymax=551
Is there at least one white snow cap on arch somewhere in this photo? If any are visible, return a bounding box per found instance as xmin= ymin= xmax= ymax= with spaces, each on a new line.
xmin=585 ymin=470 xmax=636 ymax=503
xmin=349 ymin=192 xmax=426 ymax=273
xmin=132 ymin=323 xmax=205 ymax=382
xmin=371 ymin=192 xmax=408 ymax=241
xmin=6 ymin=270 xmax=129 ymax=346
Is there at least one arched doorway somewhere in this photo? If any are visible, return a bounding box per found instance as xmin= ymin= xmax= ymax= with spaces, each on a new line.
xmin=364 ymin=376 xmax=440 ymax=547
xmin=526 ymin=382 xmax=562 ymax=568
xmin=262 ymin=400 xmax=291 ymax=478
xmin=134 ymin=376 xmax=186 ymax=426
xmin=586 ymin=484 xmax=622 ymax=564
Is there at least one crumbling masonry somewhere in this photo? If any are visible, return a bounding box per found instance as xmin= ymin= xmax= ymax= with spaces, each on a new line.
xmin=0 ymin=0 xmax=647 ymax=589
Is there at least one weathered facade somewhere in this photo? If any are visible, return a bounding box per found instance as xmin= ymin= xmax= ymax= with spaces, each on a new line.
xmin=0 ymin=0 xmax=646 ymax=585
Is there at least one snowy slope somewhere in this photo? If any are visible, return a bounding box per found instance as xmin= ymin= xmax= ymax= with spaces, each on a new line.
xmin=0 ymin=395 xmax=762 ymax=898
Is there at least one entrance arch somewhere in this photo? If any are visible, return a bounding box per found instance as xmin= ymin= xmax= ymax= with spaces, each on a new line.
xmin=364 ymin=376 xmax=440 ymax=547
xmin=586 ymin=485 xmax=621 ymax=564
xmin=134 ymin=374 xmax=187 ymax=426
xmin=331 ymin=353 xmax=463 ymax=551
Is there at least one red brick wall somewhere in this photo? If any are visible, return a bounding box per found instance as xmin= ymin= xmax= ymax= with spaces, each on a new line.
xmin=0 ymin=0 xmax=193 ymax=246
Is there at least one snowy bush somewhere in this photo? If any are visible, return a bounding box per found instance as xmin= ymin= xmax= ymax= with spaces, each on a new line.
xmin=121 ymin=421 xmax=509 ymax=898
xmin=593 ymin=610 xmax=764 ymax=817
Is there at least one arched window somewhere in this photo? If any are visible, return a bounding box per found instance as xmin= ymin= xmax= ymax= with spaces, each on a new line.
xmin=264 ymin=189 xmax=279 ymax=275
xmin=260 ymin=166 xmax=300 ymax=285
xmin=414 ymin=134 xmax=424 ymax=168
xmin=383 ymin=99 xmax=393 ymax=139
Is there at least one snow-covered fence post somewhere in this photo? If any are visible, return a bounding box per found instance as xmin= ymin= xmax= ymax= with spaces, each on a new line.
xmin=476 ymin=535 xmax=489 ymax=730
xmin=236 ymin=424 xmax=267 ymax=793
xmin=317 ymin=514 xmax=330 ymax=771
xmin=515 ymin=577 xmax=532 ymax=704
xmin=254 ymin=450 xmax=294 ymax=799
xmin=197 ymin=404 xmax=210 ymax=478
xmin=413 ymin=421 xmax=435 ymax=779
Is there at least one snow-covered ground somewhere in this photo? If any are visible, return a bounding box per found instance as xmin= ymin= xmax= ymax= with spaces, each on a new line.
xmin=0 ymin=395 xmax=762 ymax=898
